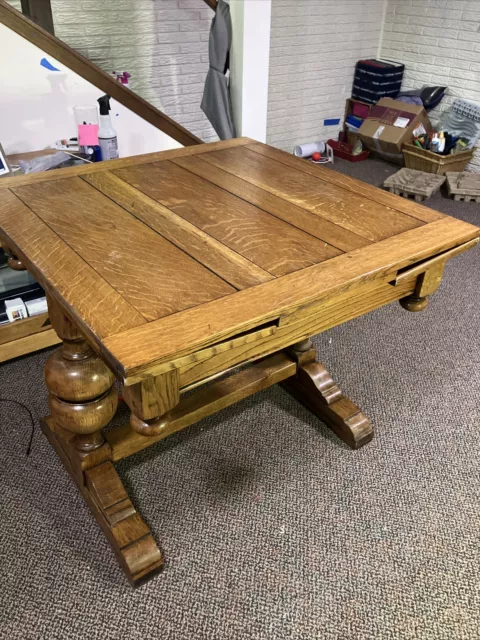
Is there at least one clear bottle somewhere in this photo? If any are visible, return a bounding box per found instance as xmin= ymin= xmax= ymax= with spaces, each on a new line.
xmin=97 ymin=95 xmax=119 ymax=160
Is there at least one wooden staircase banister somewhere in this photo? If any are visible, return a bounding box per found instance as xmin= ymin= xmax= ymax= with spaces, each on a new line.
xmin=0 ymin=0 xmax=203 ymax=147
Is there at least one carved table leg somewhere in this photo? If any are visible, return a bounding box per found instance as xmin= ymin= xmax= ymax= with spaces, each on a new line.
xmin=282 ymin=339 xmax=373 ymax=449
xmin=400 ymin=262 xmax=445 ymax=312
xmin=43 ymin=297 xmax=164 ymax=584
xmin=123 ymin=369 xmax=180 ymax=437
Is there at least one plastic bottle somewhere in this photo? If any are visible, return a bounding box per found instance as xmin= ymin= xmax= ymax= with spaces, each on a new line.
xmin=97 ymin=95 xmax=119 ymax=160
xmin=437 ymin=131 xmax=445 ymax=153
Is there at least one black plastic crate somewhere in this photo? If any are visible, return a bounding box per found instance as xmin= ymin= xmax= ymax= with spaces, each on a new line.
xmin=352 ymin=59 xmax=404 ymax=104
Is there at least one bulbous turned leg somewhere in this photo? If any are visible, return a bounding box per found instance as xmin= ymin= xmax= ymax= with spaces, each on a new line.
xmin=282 ymin=339 xmax=373 ymax=449
xmin=42 ymin=297 xmax=164 ymax=584
xmin=45 ymin=327 xmax=117 ymax=451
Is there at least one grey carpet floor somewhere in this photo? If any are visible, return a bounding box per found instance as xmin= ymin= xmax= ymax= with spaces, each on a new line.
xmin=0 ymin=157 xmax=479 ymax=640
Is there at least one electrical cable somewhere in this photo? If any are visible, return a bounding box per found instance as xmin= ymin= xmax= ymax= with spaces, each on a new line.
xmin=0 ymin=398 xmax=36 ymax=456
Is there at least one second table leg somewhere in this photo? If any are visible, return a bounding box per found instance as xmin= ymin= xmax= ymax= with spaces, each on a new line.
xmin=282 ymin=339 xmax=373 ymax=449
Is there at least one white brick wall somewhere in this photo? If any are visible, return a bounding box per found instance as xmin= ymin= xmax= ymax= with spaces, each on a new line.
xmin=266 ymin=0 xmax=387 ymax=151
xmin=49 ymin=0 xmax=217 ymax=142
xmin=5 ymin=0 xmax=217 ymax=142
xmin=7 ymin=0 xmax=216 ymax=142
xmin=380 ymin=0 xmax=480 ymax=171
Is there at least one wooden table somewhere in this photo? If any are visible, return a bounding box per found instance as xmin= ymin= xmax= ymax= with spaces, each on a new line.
xmin=0 ymin=138 xmax=478 ymax=585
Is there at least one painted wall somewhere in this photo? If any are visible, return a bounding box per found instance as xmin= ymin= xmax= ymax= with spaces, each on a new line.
xmin=48 ymin=0 xmax=217 ymax=143
xmin=380 ymin=0 xmax=480 ymax=171
xmin=266 ymin=0 xmax=387 ymax=152
xmin=230 ymin=0 xmax=272 ymax=141
xmin=0 ymin=22 xmax=181 ymax=156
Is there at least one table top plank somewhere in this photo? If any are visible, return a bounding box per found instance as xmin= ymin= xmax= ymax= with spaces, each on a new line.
xmin=172 ymin=154 xmax=371 ymax=252
xmin=12 ymin=177 xmax=235 ymax=321
xmin=103 ymin=216 xmax=479 ymax=381
xmin=0 ymin=189 xmax=147 ymax=339
xmin=201 ymin=146 xmax=424 ymax=241
xmin=248 ymin=143 xmax=444 ymax=223
xmin=112 ymin=160 xmax=342 ymax=277
xmin=82 ymin=171 xmax=274 ymax=290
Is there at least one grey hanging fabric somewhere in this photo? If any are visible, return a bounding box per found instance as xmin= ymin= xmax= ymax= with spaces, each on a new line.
xmin=201 ymin=0 xmax=236 ymax=140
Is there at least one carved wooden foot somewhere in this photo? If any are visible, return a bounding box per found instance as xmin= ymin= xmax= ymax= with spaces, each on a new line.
xmin=43 ymin=297 xmax=164 ymax=584
xmin=399 ymin=295 xmax=429 ymax=312
xmin=282 ymin=340 xmax=373 ymax=449
xmin=41 ymin=418 xmax=164 ymax=585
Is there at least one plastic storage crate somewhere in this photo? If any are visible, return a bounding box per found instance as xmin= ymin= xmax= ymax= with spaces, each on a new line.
xmin=352 ymin=59 xmax=404 ymax=105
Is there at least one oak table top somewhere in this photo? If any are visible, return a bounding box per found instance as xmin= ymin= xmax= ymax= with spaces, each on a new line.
xmin=1 ymin=137 xmax=478 ymax=385
xmin=1 ymin=137 xmax=478 ymax=584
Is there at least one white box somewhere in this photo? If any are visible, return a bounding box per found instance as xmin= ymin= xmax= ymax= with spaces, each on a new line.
xmin=5 ymin=297 xmax=27 ymax=322
xmin=25 ymin=297 xmax=48 ymax=317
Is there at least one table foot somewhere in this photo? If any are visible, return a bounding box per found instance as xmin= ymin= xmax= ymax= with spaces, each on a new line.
xmin=282 ymin=341 xmax=373 ymax=449
xmin=41 ymin=417 xmax=164 ymax=585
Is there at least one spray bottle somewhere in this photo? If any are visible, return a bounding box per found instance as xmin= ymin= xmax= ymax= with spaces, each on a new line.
xmin=97 ymin=95 xmax=119 ymax=160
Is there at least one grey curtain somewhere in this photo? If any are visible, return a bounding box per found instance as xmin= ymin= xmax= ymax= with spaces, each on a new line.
xmin=201 ymin=0 xmax=236 ymax=140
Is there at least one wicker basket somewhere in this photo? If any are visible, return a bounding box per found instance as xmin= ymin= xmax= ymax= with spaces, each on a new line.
xmin=403 ymin=142 xmax=475 ymax=175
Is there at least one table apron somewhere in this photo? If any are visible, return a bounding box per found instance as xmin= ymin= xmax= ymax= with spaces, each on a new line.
xmin=171 ymin=273 xmax=417 ymax=390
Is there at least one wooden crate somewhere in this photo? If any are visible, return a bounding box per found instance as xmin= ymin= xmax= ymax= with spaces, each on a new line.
xmin=403 ymin=143 xmax=475 ymax=175
xmin=446 ymin=172 xmax=480 ymax=202
xmin=384 ymin=168 xmax=446 ymax=202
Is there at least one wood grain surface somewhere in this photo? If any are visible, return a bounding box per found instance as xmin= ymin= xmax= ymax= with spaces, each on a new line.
xmin=0 ymin=189 xmax=146 ymax=340
xmin=113 ymin=161 xmax=342 ymax=276
xmin=12 ymin=177 xmax=234 ymax=320
xmin=7 ymin=137 xmax=476 ymax=584
xmin=247 ymin=142 xmax=444 ymax=223
xmin=0 ymin=327 xmax=60 ymax=363
xmin=103 ymin=216 xmax=480 ymax=380
xmin=82 ymin=171 xmax=274 ymax=290
xmin=106 ymin=352 xmax=297 ymax=460
xmin=172 ymin=155 xmax=370 ymax=252
xmin=0 ymin=138 xmax=478 ymax=379
xmin=201 ymin=147 xmax=423 ymax=241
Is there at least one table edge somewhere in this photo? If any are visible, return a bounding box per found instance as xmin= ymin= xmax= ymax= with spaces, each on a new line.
xmin=102 ymin=217 xmax=480 ymax=382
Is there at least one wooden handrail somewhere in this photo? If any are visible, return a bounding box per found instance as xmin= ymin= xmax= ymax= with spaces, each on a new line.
xmin=0 ymin=0 xmax=202 ymax=147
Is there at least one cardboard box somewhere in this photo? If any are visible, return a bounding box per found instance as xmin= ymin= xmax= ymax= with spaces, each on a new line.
xmin=359 ymin=98 xmax=432 ymax=160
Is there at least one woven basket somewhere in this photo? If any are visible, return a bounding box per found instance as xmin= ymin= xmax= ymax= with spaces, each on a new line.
xmin=403 ymin=143 xmax=475 ymax=175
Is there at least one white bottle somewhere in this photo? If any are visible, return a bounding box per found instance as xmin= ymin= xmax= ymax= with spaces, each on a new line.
xmin=97 ymin=94 xmax=119 ymax=160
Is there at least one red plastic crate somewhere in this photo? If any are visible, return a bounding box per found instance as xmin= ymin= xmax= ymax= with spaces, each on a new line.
xmin=327 ymin=139 xmax=370 ymax=162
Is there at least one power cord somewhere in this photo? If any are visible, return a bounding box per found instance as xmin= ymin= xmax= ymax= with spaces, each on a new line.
xmin=0 ymin=398 xmax=36 ymax=456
